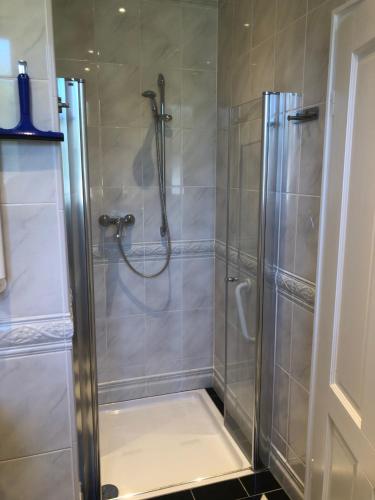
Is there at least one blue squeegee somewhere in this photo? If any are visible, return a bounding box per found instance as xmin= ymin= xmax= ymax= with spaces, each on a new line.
xmin=0 ymin=60 xmax=64 ymax=142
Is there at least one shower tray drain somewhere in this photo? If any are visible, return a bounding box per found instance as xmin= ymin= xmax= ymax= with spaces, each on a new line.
xmin=102 ymin=484 xmax=119 ymax=499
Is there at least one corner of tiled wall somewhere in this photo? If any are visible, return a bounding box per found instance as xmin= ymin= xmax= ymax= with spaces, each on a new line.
xmin=0 ymin=1 xmax=77 ymax=499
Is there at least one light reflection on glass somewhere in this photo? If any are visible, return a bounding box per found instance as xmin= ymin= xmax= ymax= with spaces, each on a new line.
xmin=0 ymin=38 xmax=12 ymax=76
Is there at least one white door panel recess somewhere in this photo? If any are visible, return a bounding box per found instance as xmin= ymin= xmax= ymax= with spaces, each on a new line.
xmin=306 ymin=1 xmax=375 ymax=499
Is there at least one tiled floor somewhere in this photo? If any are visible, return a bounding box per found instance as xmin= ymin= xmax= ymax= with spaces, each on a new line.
xmin=151 ymin=471 xmax=290 ymax=499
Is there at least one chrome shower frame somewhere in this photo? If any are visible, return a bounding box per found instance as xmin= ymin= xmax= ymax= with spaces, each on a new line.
xmin=58 ymin=78 xmax=101 ymax=500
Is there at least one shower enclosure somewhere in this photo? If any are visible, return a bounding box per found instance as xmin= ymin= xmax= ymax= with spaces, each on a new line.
xmin=52 ymin=1 xmax=308 ymax=499
xmin=58 ymin=72 xmax=300 ymax=498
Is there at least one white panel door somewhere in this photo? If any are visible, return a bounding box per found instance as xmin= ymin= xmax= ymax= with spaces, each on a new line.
xmin=306 ymin=1 xmax=375 ymax=499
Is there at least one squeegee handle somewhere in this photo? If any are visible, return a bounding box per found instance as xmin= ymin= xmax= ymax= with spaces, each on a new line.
xmin=17 ymin=73 xmax=32 ymax=125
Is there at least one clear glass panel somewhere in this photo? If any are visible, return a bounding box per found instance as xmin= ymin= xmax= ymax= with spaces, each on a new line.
xmin=224 ymin=93 xmax=301 ymax=466
xmin=224 ymin=97 xmax=263 ymax=462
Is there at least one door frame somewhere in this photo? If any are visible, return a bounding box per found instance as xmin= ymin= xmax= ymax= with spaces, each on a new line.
xmin=305 ymin=1 xmax=371 ymax=498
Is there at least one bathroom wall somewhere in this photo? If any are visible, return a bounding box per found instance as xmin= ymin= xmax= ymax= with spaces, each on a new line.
xmin=52 ymin=0 xmax=218 ymax=403
xmin=0 ymin=0 xmax=77 ymax=499
xmin=215 ymin=0 xmax=346 ymax=496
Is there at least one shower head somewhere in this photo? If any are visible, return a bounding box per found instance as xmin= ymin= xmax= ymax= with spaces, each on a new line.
xmin=142 ymin=90 xmax=157 ymax=99
xmin=142 ymin=89 xmax=158 ymax=115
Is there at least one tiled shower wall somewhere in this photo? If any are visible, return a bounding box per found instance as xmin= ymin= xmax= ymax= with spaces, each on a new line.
xmin=215 ymin=0 xmax=346 ymax=496
xmin=52 ymin=0 xmax=218 ymax=403
xmin=0 ymin=0 xmax=77 ymax=498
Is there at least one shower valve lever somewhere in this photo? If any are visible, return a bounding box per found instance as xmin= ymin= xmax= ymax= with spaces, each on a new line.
xmin=98 ymin=214 xmax=135 ymax=228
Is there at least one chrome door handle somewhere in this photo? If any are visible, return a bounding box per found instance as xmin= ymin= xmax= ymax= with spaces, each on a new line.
xmin=235 ymin=278 xmax=255 ymax=342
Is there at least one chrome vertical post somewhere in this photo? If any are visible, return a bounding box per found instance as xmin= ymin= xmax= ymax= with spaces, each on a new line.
xmin=158 ymin=73 xmax=167 ymax=234
xmin=253 ymin=91 xmax=275 ymax=469
xmin=58 ymin=78 xmax=101 ymax=500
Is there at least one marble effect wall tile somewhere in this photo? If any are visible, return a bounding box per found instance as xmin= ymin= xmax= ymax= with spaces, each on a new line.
xmin=0 ymin=0 xmax=49 ymax=78
xmin=145 ymin=259 xmax=183 ymax=312
xmin=0 ymin=204 xmax=64 ymax=320
xmin=0 ymin=352 xmax=71 ymax=461
xmin=105 ymin=261 xmax=146 ymax=318
xmin=252 ymin=0 xmax=276 ymax=48
xmin=0 ymin=449 xmax=75 ymax=500
xmin=182 ymin=2 xmax=217 ymax=70
xmin=273 ymin=366 xmax=289 ymax=440
xmin=276 ymin=0 xmax=307 ymax=31
xmin=0 ymin=142 xmax=57 ymax=204
xmin=98 ymin=314 xmax=146 ymax=383
xmin=95 ymin=0 xmax=141 ymax=65
xmin=232 ymin=0 xmax=253 ymax=62
xmin=53 ymin=0 xmax=95 ymax=61
xmin=140 ymin=0 xmax=182 ymax=67
xmin=99 ymin=63 xmax=141 ymax=127
xmin=182 ymin=308 xmax=213 ymax=366
xmin=101 ymin=127 xmax=143 ymax=188
xmin=145 ymin=310 xmax=182 ymax=375
xmin=182 ymin=187 xmax=215 ymax=240
xmin=290 ymin=302 xmax=313 ymax=390
xmin=288 ymin=378 xmax=309 ymax=461
xmin=182 ymin=69 xmax=217 ymax=130
xmin=182 ymin=128 xmax=216 ymax=187
xmin=275 ymin=293 xmax=293 ymax=372
xmin=250 ymin=37 xmax=275 ymax=100
xmin=182 ymin=257 xmax=214 ymax=310
xmin=295 ymin=195 xmax=320 ymax=282
xmin=275 ymin=16 xmax=306 ymax=93
xmin=278 ymin=194 xmax=297 ymax=275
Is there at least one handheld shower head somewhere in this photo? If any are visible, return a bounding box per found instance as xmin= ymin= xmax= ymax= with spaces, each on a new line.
xmin=142 ymin=89 xmax=158 ymax=114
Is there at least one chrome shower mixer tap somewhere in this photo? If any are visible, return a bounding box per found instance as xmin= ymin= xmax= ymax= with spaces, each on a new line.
xmin=99 ymin=214 xmax=135 ymax=239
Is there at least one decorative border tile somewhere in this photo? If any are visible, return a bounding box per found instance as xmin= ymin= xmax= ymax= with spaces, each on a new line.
xmin=93 ymin=239 xmax=215 ymax=264
xmin=215 ymin=240 xmax=315 ymax=307
xmin=276 ymin=270 xmax=315 ymax=307
xmin=0 ymin=315 xmax=73 ymax=355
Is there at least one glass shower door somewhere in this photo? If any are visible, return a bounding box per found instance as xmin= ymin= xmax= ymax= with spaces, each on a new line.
xmin=224 ymin=93 xmax=296 ymax=468
xmin=224 ymin=98 xmax=263 ymax=463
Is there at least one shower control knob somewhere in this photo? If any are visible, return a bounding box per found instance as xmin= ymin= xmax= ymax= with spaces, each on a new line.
xmin=98 ymin=214 xmax=113 ymax=227
xmin=123 ymin=214 xmax=135 ymax=226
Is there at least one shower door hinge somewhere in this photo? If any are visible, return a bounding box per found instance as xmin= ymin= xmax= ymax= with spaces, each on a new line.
xmin=58 ymin=96 xmax=69 ymax=113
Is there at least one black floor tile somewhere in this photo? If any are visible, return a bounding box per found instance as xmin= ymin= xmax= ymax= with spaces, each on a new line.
xmin=240 ymin=471 xmax=281 ymax=496
xmin=244 ymin=489 xmax=290 ymax=499
xmin=151 ymin=491 xmax=194 ymax=500
xmin=206 ymin=388 xmax=224 ymax=415
xmin=264 ymin=490 xmax=290 ymax=499
xmin=192 ymin=478 xmax=247 ymax=500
